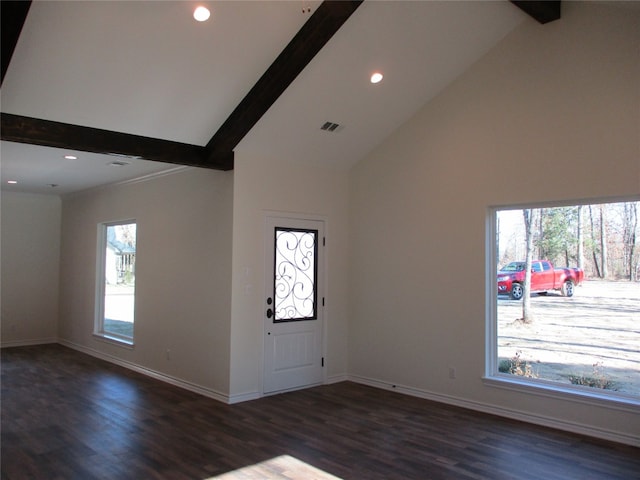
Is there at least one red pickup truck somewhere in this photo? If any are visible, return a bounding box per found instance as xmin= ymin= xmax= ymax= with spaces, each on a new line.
xmin=497 ymin=260 xmax=584 ymax=300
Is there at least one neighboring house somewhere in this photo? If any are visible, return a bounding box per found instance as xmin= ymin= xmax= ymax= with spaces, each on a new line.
xmin=105 ymin=229 xmax=135 ymax=286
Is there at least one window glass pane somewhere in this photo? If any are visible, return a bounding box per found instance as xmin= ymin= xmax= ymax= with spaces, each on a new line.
xmin=274 ymin=228 xmax=317 ymax=322
xmin=102 ymin=222 xmax=136 ymax=340
xmin=495 ymin=201 xmax=639 ymax=398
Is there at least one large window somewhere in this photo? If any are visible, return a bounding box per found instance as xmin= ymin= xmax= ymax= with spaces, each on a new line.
xmin=95 ymin=221 xmax=136 ymax=345
xmin=488 ymin=200 xmax=639 ymax=405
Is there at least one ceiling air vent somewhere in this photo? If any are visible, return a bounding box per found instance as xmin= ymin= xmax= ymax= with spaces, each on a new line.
xmin=321 ymin=121 xmax=343 ymax=133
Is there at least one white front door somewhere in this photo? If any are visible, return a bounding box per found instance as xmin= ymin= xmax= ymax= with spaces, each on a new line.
xmin=263 ymin=216 xmax=324 ymax=394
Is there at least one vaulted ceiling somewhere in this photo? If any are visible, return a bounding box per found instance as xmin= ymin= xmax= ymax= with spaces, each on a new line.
xmin=1 ymin=1 xmax=558 ymax=195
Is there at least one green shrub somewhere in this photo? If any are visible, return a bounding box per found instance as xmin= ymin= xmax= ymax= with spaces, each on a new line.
xmin=498 ymin=359 xmax=512 ymax=373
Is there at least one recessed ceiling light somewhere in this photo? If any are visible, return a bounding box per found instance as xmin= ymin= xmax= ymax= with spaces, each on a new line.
xmin=370 ymin=72 xmax=384 ymax=84
xmin=64 ymin=154 xmax=78 ymax=160
xmin=108 ymin=161 xmax=129 ymax=167
xmin=193 ymin=5 xmax=210 ymax=22
xmin=7 ymin=180 xmax=17 ymax=184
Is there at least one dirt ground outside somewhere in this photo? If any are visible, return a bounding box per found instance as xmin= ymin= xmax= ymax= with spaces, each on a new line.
xmin=498 ymin=280 xmax=640 ymax=397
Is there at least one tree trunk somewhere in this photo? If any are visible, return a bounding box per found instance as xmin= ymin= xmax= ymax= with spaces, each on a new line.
xmin=577 ymin=205 xmax=584 ymax=271
xmin=538 ymin=208 xmax=545 ymax=259
xmin=600 ymin=205 xmax=608 ymax=279
xmin=627 ymin=203 xmax=638 ymax=281
xmin=522 ymin=209 xmax=535 ymax=323
xmin=589 ymin=205 xmax=601 ymax=278
xmin=496 ymin=215 xmax=501 ymax=265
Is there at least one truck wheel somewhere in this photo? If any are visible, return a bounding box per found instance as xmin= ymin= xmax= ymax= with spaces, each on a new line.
xmin=561 ymin=280 xmax=575 ymax=297
xmin=510 ymin=283 xmax=524 ymax=300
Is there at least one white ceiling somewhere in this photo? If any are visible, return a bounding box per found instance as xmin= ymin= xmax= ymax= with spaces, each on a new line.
xmin=1 ymin=0 xmax=527 ymax=195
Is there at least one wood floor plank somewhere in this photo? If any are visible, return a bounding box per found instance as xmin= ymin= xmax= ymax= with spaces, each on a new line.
xmin=2 ymin=344 xmax=639 ymax=479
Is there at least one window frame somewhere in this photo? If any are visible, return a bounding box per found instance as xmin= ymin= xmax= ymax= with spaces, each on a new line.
xmin=94 ymin=219 xmax=137 ymax=347
xmin=484 ymin=200 xmax=640 ymax=413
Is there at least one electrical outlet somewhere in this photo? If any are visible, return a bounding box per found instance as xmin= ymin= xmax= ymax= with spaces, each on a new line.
xmin=448 ymin=366 xmax=456 ymax=380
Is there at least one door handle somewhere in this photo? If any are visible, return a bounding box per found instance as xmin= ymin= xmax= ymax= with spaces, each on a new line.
xmin=266 ymin=297 xmax=273 ymax=318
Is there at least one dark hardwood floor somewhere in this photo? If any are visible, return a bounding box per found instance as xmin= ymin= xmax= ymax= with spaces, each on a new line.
xmin=2 ymin=344 xmax=639 ymax=480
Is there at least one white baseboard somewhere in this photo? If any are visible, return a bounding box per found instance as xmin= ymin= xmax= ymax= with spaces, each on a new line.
xmin=228 ymin=374 xmax=349 ymax=403
xmin=1 ymin=337 xmax=57 ymax=348
xmin=228 ymin=391 xmax=261 ymax=404
xmin=327 ymin=373 xmax=348 ymax=384
xmin=348 ymin=374 xmax=640 ymax=448
xmin=58 ymin=339 xmax=231 ymax=404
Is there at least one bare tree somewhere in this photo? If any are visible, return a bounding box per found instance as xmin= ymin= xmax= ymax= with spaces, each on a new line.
xmin=537 ymin=208 xmax=545 ymax=259
xmin=521 ymin=209 xmax=536 ymax=323
xmin=600 ymin=205 xmax=608 ymax=279
xmin=623 ymin=202 xmax=638 ymax=280
xmin=577 ymin=205 xmax=584 ymax=271
xmin=589 ymin=205 xmax=601 ymax=278
xmin=504 ymin=201 xmax=637 ymax=284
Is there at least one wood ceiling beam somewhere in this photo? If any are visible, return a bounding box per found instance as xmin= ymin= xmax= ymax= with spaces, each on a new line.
xmin=0 ymin=113 xmax=227 ymax=170
xmin=1 ymin=0 xmax=32 ymax=86
xmin=511 ymin=1 xmax=561 ymax=24
xmin=205 ymin=0 xmax=363 ymax=165
xmin=1 ymin=1 xmax=362 ymax=171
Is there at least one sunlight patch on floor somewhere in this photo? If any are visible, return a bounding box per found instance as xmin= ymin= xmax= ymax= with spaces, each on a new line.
xmin=207 ymin=455 xmax=342 ymax=480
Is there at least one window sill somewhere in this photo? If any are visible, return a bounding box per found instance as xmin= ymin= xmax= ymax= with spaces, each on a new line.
xmin=93 ymin=333 xmax=134 ymax=349
xmin=483 ymin=374 xmax=640 ymax=414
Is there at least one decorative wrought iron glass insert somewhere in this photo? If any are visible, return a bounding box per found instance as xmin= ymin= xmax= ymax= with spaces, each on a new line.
xmin=274 ymin=227 xmax=318 ymax=322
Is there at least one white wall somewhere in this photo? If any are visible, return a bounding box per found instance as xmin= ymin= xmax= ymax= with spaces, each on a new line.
xmin=58 ymin=168 xmax=234 ymax=397
xmin=348 ymin=2 xmax=640 ymax=443
xmin=1 ymin=192 xmax=61 ymax=345
xmin=229 ymin=152 xmax=350 ymax=401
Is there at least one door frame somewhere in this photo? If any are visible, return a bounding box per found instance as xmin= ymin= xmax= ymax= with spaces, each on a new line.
xmin=262 ymin=211 xmax=328 ymax=395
